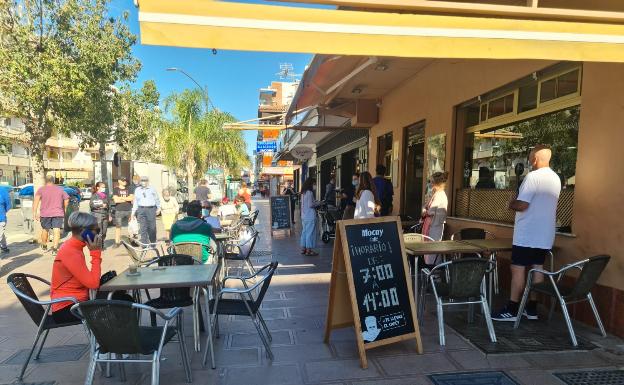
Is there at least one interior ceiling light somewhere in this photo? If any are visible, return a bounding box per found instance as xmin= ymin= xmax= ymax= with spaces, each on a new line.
xmin=351 ymin=86 xmax=363 ymax=94
xmin=374 ymin=63 xmax=388 ymax=71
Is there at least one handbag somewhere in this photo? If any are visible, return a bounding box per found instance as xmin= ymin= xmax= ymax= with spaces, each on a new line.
xmin=128 ymin=217 xmax=139 ymax=237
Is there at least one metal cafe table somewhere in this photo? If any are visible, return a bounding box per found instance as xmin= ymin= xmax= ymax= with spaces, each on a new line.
xmin=100 ymin=264 xmax=220 ymax=368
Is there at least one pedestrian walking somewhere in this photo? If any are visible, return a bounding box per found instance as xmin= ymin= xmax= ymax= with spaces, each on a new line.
xmin=194 ymin=179 xmax=211 ymax=201
xmin=131 ymin=176 xmax=161 ymax=244
xmin=33 ymin=175 xmax=69 ymax=253
xmin=300 ymin=177 xmax=320 ymax=256
xmin=373 ymin=164 xmax=394 ymax=216
xmin=354 ymin=171 xmax=379 ymax=219
xmin=0 ymin=186 xmax=12 ymax=253
xmin=89 ymin=181 xmax=111 ymax=248
xmin=160 ymin=188 xmax=179 ymax=239
xmin=112 ymin=177 xmax=134 ymax=248
xmin=492 ymin=145 xmax=561 ymax=322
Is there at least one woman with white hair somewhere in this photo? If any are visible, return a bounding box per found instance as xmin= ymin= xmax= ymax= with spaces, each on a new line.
xmin=50 ymin=211 xmax=103 ymax=323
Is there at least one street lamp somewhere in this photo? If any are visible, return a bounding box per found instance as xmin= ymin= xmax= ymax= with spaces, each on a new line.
xmin=166 ymin=67 xmax=217 ymax=110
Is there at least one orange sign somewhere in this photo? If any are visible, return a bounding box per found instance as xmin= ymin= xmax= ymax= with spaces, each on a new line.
xmin=262 ymin=130 xmax=280 ymax=140
xmin=262 ymin=153 xmax=273 ymax=166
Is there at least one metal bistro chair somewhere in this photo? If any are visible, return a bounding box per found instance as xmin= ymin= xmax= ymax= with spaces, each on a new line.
xmin=403 ymin=233 xmax=436 ymax=321
xmin=171 ymin=241 xmax=217 ymax=264
xmin=205 ymin=262 xmax=278 ymax=366
xmin=514 ymin=255 xmax=610 ymax=346
xmin=121 ymin=236 xmax=162 ymax=266
xmin=450 ymin=227 xmax=500 ymax=294
xmin=224 ymin=228 xmax=259 ymax=276
xmin=71 ymin=300 xmax=192 ymax=385
xmin=7 ymin=273 xmax=82 ymax=381
xmin=422 ymin=258 xmax=497 ymax=346
xmin=243 ymin=209 xmax=259 ymax=228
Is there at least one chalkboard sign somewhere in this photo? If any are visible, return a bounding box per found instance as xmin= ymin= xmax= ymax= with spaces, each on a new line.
xmin=324 ymin=217 xmax=422 ymax=369
xmin=270 ymin=196 xmax=292 ymax=235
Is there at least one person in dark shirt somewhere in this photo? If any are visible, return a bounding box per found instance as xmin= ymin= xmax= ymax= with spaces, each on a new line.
xmin=372 ymin=164 xmax=394 ymax=216
xmin=89 ymin=181 xmax=110 ymax=248
xmin=282 ymin=182 xmax=297 ymax=224
xmin=194 ymin=179 xmax=211 ymax=201
xmin=341 ymin=173 xmax=359 ymax=220
xmin=475 ymin=166 xmax=496 ymax=189
xmin=324 ymin=177 xmax=336 ymax=206
xmin=113 ymin=177 xmax=134 ymax=248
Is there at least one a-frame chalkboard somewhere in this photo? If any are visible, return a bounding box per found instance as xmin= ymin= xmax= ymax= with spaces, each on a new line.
xmin=324 ymin=216 xmax=422 ymax=368
xmin=270 ymin=195 xmax=292 ymax=237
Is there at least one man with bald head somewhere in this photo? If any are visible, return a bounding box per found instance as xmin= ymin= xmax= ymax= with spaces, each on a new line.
xmin=492 ymin=145 xmax=561 ymax=322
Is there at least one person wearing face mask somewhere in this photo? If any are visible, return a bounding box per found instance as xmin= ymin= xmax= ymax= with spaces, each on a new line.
xmin=89 ymin=181 xmax=110 ymax=247
xmin=201 ymin=200 xmax=221 ymax=232
xmin=131 ymin=176 xmax=161 ymax=244
xmin=160 ymin=188 xmax=179 ymax=239
xmin=300 ymin=177 xmax=320 ymax=256
xmin=341 ymin=173 xmax=359 ymax=220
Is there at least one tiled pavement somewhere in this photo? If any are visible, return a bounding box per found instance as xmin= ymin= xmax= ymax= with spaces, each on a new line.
xmin=1 ymin=198 xmax=624 ymax=385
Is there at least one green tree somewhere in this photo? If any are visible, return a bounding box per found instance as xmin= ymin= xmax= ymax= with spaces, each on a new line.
xmin=0 ymin=0 xmax=140 ymax=184
xmin=160 ymin=89 xmax=250 ymax=192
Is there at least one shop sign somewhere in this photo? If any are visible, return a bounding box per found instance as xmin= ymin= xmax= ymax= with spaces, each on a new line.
xmin=291 ymin=146 xmax=314 ymax=161
xmin=261 ymin=166 xmax=293 ymax=175
xmin=256 ymin=141 xmax=277 ymax=153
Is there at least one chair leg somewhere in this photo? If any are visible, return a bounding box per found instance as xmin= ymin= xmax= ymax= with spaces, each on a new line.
xmin=84 ymin=355 xmax=97 ymax=385
xmin=257 ymin=311 xmax=272 ymax=342
xmin=481 ymin=297 xmax=497 ymax=343
xmin=202 ymin=288 xmax=216 ymax=369
xmin=150 ymin=312 xmax=157 ymax=327
xmin=587 ymin=293 xmax=607 ymax=337
xmin=34 ymin=329 xmax=50 ymax=360
xmin=437 ymin=301 xmax=445 ymax=346
xmin=19 ymin=327 xmax=43 ymax=380
xmin=245 ymin=259 xmax=256 ymax=276
xmin=151 ymin=352 xmax=160 ymax=385
xmin=514 ymin=284 xmax=531 ymax=329
xmin=117 ymin=354 xmax=127 ymax=382
xmin=559 ymin=298 xmax=578 ymax=346
xmin=252 ymin=313 xmax=274 ymax=360
xmin=177 ymin=314 xmax=193 ymax=383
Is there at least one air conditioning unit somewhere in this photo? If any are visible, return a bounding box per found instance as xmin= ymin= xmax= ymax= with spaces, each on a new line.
xmin=350 ymin=99 xmax=379 ymax=128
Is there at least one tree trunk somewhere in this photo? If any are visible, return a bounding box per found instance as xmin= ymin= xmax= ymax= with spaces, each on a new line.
xmin=186 ymin=152 xmax=195 ymax=201
xmin=99 ymin=140 xmax=107 ymax=185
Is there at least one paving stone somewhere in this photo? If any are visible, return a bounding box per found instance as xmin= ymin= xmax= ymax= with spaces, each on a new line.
xmin=448 ymin=351 xmax=532 ymax=370
xmin=523 ymin=351 xmax=611 ymax=369
xmin=351 ymin=377 xmax=432 ymax=385
xmin=196 ymin=347 xmax=260 ymax=368
xmin=269 ymin=343 xmax=333 ymax=363
xmin=304 ymin=359 xmax=381 ymax=382
xmin=288 ymin=306 xmax=327 ymax=319
xmin=232 ymin=307 xmax=288 ymax=321
xmin=2 ymin=344 xmax=88 ymax=365
xmin=508 ymin=369 xmax=570 ymax=385
xmin=224 ymin=364 xmax=303 ymax=385
xmin=229 ymin=330 xmax=293 ymax=348
xmin=376 ymin=353 xmax=458 ymax=375
xmin=332 ymin=340 xmax=410 ymax=358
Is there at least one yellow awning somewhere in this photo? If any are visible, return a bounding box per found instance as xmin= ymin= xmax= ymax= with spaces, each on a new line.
xmin=138 ymin=0 xmax=624 ymax=62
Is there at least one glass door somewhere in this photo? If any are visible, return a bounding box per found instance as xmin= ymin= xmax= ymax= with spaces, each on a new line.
xmin=403 ymin=121 xmax=425 ymax=219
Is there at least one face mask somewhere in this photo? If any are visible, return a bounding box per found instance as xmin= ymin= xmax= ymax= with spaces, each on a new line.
xmin=352 ymin=180 xmax=359 ymax=187
xmin=202 ymin=209 xmax=209 ymax=217
xmin=100 ymin=188 xmax=106 ymax=193
xmin=141 ymin=181 xmax=147 ymax=187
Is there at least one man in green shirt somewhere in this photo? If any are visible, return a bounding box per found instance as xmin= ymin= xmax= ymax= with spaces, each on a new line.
xmin=170 ymin=200 xmax=216 ymax=263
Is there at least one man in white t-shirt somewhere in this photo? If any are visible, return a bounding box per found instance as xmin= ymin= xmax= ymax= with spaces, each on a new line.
xmin=492 ymin=145 xmax=561 ymax=322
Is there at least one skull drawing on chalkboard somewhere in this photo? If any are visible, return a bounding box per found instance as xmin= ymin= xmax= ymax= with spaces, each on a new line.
xmin=362 ymin=316 xmax=381 ymax=342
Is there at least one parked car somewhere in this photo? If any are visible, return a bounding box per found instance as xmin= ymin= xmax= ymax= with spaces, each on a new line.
xmin=81 ymin=187 xmax=92 ymax=200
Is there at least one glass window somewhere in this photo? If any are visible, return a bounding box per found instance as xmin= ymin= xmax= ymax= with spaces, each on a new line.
xmin=518 ymin=83 xmax=538 ymax=112
xmin=558 ymin=69 xmax=579 ymax=97
xmin=540 ymin=78 xmax=557 ymax=103
xmin=463 ymin=106 xmax=579 ymax=190
xmin=487 ymin=94 xmax=514 ymax=120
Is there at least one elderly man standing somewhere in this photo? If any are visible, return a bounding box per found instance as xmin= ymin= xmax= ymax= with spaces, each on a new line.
xmin=492 ymin=145 xmax=561 ymax=322
xmin=131 ymin=176 xmax=161 ymax=244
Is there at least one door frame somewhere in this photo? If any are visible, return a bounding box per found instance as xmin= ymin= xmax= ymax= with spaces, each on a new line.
xmin=401 ymin=120 xmax=426 ymax=217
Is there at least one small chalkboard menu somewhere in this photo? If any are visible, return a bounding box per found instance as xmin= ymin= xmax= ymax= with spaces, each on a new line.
xmin=324 ymin=217 xmax=422 ymax=369
xmin=270 ymin=196 xmax=292 ymax=236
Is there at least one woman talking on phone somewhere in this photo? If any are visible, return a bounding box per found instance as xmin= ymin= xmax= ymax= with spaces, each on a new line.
xmin=49 ymin=212 xmax=104 ymax=323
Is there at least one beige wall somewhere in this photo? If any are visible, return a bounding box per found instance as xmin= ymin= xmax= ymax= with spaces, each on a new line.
xmin=369 ymin=59 xmax=624 ymax=290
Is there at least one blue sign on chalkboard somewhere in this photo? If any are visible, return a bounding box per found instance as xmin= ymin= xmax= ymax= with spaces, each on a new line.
xmin=257 ymin=141 xmax=277 ymax=152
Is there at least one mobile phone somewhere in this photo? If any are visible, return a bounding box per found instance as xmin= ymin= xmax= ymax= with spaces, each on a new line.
xmin=81 ymin=229 xmax=96 ymax=243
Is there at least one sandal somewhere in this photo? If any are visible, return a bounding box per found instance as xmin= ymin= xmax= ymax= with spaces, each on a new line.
xmin=301 ymin=248 xmax=308 ymax=255
xmin=306 ymin=250 xmax=319 ymax=256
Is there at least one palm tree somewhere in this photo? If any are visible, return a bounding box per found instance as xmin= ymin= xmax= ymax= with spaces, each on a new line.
xmin=160 ymin=89 xmax=250 ymax=193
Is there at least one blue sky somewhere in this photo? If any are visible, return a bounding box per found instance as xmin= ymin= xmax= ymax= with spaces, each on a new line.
xmin=109 ymin=0 xmax=321 ymax=161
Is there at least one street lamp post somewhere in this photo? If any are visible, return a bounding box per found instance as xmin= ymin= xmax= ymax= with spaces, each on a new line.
xmin=166 ymin=67 xmax=216 ymax=111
